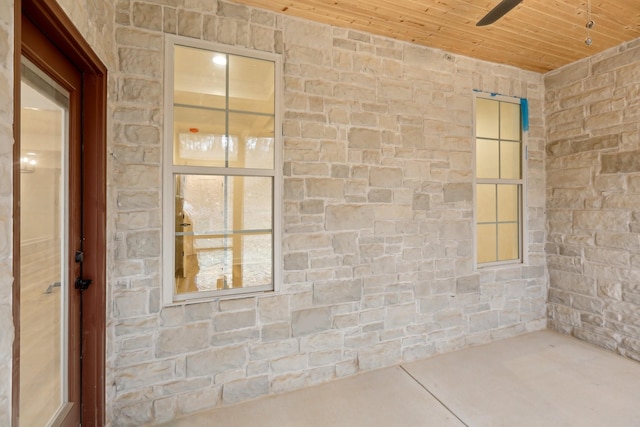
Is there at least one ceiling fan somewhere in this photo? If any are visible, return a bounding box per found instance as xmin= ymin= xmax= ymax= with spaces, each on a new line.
xmin=476 ymin=0 xmax=523 ymax=26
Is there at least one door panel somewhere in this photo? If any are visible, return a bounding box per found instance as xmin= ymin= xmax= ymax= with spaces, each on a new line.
xmin=20 ymin=15 xmax=82 ymax=427
xmin=16 ymin=0 xmax=107 ymax=424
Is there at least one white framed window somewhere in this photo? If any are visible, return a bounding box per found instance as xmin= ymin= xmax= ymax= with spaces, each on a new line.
xmin=163 ymin=35 xmax=282 ymax=304
xmin=474 ymin=93 xmax=526 ymax=266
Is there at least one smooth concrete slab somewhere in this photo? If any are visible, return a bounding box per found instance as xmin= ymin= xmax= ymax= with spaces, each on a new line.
xmin=159 ymin=365 xmax=464 ymax=427
xmin=403 ymin=330 xmax=640 ymax=427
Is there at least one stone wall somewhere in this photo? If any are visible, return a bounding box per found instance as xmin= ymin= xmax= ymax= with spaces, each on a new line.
xmin=0 ymin=0 xmax=14 ymax=423
xmin=108 ymin=1 xmax=547 ymax=425
xmin=545 ymin=39 xmax=640 ymax=360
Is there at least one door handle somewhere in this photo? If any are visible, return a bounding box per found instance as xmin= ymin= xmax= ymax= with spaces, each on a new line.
xmin=75 ymin=277 xmax=92 ymax=290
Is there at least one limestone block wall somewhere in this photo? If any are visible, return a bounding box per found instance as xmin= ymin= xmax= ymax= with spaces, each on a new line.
xmin=545 ymin=39 xmax=640 ymax=360
xmin=0 ymin=1 xmax=14 ymax=424
xmin=107 ymin=1 xmax=547 ymax=425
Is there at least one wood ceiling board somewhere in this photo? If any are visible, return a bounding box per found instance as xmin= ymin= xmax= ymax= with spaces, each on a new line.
xmin=235 ymin=0 xmax=640 ymax=72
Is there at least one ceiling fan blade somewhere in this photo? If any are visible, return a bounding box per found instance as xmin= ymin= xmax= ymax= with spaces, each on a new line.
xmin=476 ymin=0 xmax=523 ymax=26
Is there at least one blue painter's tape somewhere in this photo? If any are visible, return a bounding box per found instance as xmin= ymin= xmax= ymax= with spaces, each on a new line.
xmin=520 ymin=98 xmax=529 ymax=132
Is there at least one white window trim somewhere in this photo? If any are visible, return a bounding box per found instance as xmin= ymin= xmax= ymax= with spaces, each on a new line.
xmin=162 ymin=35 xmax=283 ymax=305
xmin=473 ymin=92 xmax=528 ymax=268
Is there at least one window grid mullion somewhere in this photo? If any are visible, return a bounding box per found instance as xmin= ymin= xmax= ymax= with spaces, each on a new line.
xmin=223 ymin=55 xmax=231 ymax=282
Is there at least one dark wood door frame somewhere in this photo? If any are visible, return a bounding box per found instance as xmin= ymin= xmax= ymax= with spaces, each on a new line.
xmin=13 ymin=0 xmax=107 ymax=425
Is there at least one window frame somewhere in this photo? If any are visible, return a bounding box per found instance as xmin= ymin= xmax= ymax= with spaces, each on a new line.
xmin=162 ymin=35 xmax=283 ymax=305
xmin=473 ymin=92 xmax=527 ymax=268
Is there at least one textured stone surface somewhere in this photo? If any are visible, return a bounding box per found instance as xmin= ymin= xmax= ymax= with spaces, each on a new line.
xmin=3 ymin=0 xmax=551 ymax=425
xmin=545 ymin=39 xmax=640 ymax=359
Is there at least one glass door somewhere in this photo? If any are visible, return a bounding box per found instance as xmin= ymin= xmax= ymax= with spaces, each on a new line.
xmin=19 ymin=57 xmax=79 ymax=427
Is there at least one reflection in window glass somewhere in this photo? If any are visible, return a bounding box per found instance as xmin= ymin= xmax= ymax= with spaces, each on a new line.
xmin=174 ymin=174 xmax=273 ymax=294
xmin=476 ymin=139 xmax=500 ymax=179
xmin=477 ymin=224 xmax=497 ymax=264
xmin=497 ymin=185 xmax=518 ymax=222
xmin=174 ymin=46 xmax=226 ymax=109
xmin=229 ymin=55 xmax=275 ymax=114
xmin=476 ymin=184 xmax=496 ymax=223
xmin=172 ymin=46 xmax=275 ymax=170
xmin=500 ymin=141 xmax=521 ymax=180
xmin=500 ymin=102 xmax=521 ymax=141
xmin=498 ymin=223 xmax=519 ymax=261
xmin=476 ymin=98 xmax=499 ymax=139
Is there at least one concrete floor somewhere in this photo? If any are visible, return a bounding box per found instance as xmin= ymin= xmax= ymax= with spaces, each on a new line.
xmin=158 ymin=330 xmax=640 ymax=426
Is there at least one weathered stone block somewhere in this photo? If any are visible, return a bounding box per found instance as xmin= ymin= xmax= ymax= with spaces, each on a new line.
xmin=574 ymin=210 xmax=630 ymax=232
xmin=262 ymin=322 xmax=291 ymax=341
xmin=305 ymin=178 xmax=344 ymax=198
xmin=270 ymin=354 xmax=307 ymax=374
xmin=457 ymin=274 xmax=480 ymax=294
xmin=348 ymin=127 xmax=381 ymax=149
xmin=114 ymin=289 xmax=148 ymax=318
xmin=602 ymin=150 xmax=640 ymax=174
xmin=292 ymin=307 xmax=332 ymax=336
xmin=115 ymin=400 xmax=154 ymax=427
xmin=325 ymin=205 xmax=374 ymax=230
xmin=258 ymin=295 xmax=290 ymax=323
xmin=116 ymin=360 xmax=176 ymax=391
xmin=157 ymin=323 xmax=209 ymax=357
xmin=434 ymin=308 xmax=463 ymax=328
xmin=313 ymin=280 xmax=362 ymax=305
xmin=114 ymin=164 xmax=160 ymax=189
xmin=132 ymin=2 xmax=162 ymax=30
xmin=211 ymin=329 xmax=260 ymax=346
xmin=357 ymin=340 xmax=401 ymax=371
xmin=120 ymin=78 xmax=162 ymax=105
xmin=126 ymin=230 xmax=160 ymax=258
xmin=300 ymin=330 xmax=344 ymax=352
xmin=469 ymin=310 xmax=500 ymax=333
xmin=213 ymin=310 xmax=256 ymax=332
xmin=385 ymin=303 xmax=415 ymax=328
xmin=284 ymin=252 xmax=309 ymax=270
xmin=222 ymin=376 xmax=269 ymax=405
xmin=443 ymin=183 xmax=473 ymax=203
xmin=249 ymin=339 xmax=298 ymax=361
xmin=178 ymin=10 xmax=202 ymax=38
xmin=369 ymin=166 xmax=403 ymax=187
xmin=177 ymin=387 xmax=220 ymax=415
xmin=119 ymin=48 xmax=162 ymax=78
xmin=186 ymin=345 xmax=246 ymax=378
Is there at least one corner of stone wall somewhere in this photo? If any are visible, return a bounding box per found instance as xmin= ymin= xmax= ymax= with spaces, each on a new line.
xmin=544 ymin=37 xmax=640 ymax=360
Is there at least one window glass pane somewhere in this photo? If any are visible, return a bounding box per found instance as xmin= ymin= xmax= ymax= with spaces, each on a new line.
xmin=476 ymin=98 xmax=499 ymax=139
xmin=498 ymin=223 xmax=519 ymax=261
xmin=500 ymin=141 xmax=521 ymax=179
xmin=500 ymin=102 xmax=521 ymax=141
xmin=477 ymin=184 xmax=496 ymax=223
xmin=497 ymin=185 xmax=518 ymax=222
xmin=477 ymin=224 xmax=497 ymax=264
xmin=476 ymin=139 xmax=499 ymax=179
xmin=174 ymin=174 xmax=273 ymax=295
xmin=237 ymin=234 xmax=273 ymax=288
xmin=228 ymin=113 xmax=275 ymax=169
xmin=174 ymin=46 xmax=226 ymax=109
xmin=229 ymin=55 xmax=275 ymax=114
xmin=173 ymin=106 xmax=228 ymax=166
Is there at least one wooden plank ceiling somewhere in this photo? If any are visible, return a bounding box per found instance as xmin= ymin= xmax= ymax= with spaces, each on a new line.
xmin=234 ymin=0 xmax=640 ymax=73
